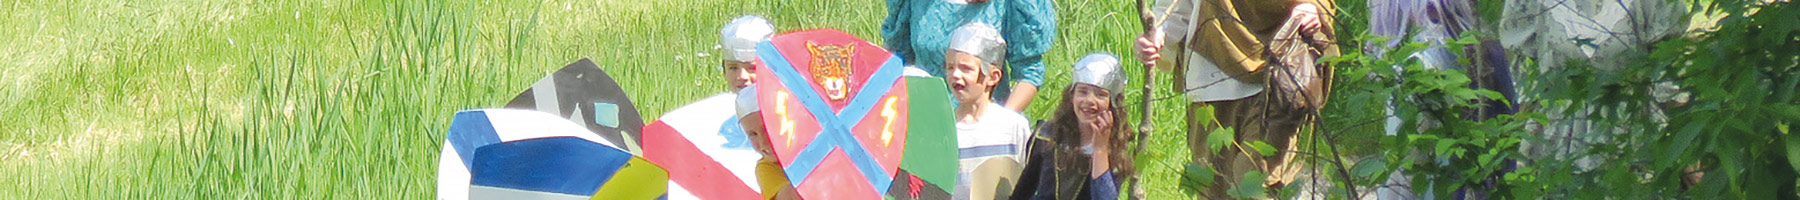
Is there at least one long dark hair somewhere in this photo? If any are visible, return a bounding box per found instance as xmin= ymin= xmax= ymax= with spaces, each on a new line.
xmin=1041 ymin=84 xmax=1137 ymax=182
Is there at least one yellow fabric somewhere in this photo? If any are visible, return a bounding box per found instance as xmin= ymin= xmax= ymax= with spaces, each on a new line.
xmin=1187 ymin=0 xmax=1339 ymax=83
xmin=757 ymin=157 xmax=792 ymax=200
xmin=590 ymin=157 xmax=670 ymax=200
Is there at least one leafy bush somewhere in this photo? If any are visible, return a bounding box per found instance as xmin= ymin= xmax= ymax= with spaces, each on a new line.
xmin=1313 ymin=0 xmax=1799 ymax=199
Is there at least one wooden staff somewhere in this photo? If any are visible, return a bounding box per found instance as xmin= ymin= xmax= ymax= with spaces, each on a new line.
xmin=1132 ymin=0 xmax=1180 ymax=156
xmin=1126 ymin=0 xmax=1171 ymax=199
xmin=1132 ymin=0 xmax=1155 ymax=151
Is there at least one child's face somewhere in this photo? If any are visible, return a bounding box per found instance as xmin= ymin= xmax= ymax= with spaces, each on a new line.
xmin=739 ymin=113 xmax=777 ymax=157
xmin=722 ymin=60 xmax=758 ymax=91
xmin=1071 ymin=84 xmax=1115 ymax=134
xmin=944 ymin=51 xmax=999 ymax=103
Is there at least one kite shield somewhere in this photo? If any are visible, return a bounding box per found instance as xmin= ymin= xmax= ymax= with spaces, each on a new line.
xmin=504 ymin=58 xmax=648 ymax=155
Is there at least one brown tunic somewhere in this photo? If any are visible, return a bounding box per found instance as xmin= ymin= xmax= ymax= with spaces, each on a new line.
xmin=1184 ymin=0 xmax=1339 ymax=83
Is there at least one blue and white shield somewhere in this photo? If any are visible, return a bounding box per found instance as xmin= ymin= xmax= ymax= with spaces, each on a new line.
xmin=437 ymin=109 xmax=668 ymax=200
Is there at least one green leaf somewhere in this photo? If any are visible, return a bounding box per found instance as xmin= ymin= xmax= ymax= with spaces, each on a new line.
xmin=1248 ymin=140 xmax=1277 ymax=157
xmin=1208 ymin=127 xmax=1235 ymax=152
xmin=1352 ymin=158 xmax=1388 ymax=179
xmin=1782 ymin=122 xmax=1790 ymax=134
xmin=1661 ymin=121 xmax=1706 ymax=167
xmin=1226 ymin=171 xmax=1268 ymax=199
xmin=1434 ymin=138 xmax=1457 ymax=156
xmin=1181 ymin=163 xmax=1217 ymax=191
xmin=1476 ymin=90 xmax=1506 ymax=102
xmin=1477 ymin=151 xmax=1497 ymax=169
xmin=1504 ymin=165 xmax=1534 ymax=182
xmin=1786 ymin=134 xmax=1800 ymax=174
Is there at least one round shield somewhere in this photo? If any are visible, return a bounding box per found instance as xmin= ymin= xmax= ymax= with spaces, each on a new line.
xmin=437 ymin=109 xmax=668 ymax=200
xmin=640 ymin=93 xmax=765 ymax=199
xmin=969 ymin=157 xmax=1023 ymax=199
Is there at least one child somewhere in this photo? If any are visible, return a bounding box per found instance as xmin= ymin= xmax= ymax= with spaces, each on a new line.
xmin=737 ymin=85 xmax=801 ymax=200
xmin=944 ymin=22 xmax=1033 ymax=200
xmin=882 ymin=0 xmax=1057 ymax=113
xmin=1012 ymin=53 xmax=1135 ymax=200
xmin=720 ymin=15 xmax=775 ymax=92
xmin=716 ymin=13 xmax=778 ymax=161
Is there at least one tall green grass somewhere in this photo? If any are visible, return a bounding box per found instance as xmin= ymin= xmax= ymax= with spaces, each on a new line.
xmin=0 ymin=0 xmax=1306 ymax=198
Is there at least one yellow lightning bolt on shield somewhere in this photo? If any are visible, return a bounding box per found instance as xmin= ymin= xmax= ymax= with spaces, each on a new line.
xmin=880 ymin=97 xmax=898 ymax=146
xmin=775 ymin=90 xmax=796 ymax=148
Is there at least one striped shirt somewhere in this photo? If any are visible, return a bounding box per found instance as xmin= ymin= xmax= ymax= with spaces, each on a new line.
xmin=952 ymin=103 xmax=1032 ymax=199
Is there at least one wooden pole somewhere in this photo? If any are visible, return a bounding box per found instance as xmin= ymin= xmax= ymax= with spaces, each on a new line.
xmin=1128 ymin=0 xmax=1157 ymax=199
xmin=1132 ymin=0 xmax=1165 ymax=155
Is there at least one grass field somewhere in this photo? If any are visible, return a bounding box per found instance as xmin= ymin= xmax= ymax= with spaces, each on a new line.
xmin=0 ymin=0 xmax=1375 ymax=198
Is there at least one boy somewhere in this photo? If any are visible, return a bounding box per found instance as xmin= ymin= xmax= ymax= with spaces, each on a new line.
xmin=882 ymin=0 xmax=1057 ymax=113
xmin=720 ymin=15 xmax=775 ymax=92
xmin=737 ymin=85 xmax=801 ymax=200
xmin=943 ymin=22 xmax=1032 ymax=200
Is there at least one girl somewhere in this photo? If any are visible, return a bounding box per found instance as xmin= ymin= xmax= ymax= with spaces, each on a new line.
xmin=1012 ymin=53 xmax=1135 ymax=200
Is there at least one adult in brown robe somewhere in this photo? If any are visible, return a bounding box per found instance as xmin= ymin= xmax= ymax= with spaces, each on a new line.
xmin=1134 ymin=0 xmax=1339 ymax=198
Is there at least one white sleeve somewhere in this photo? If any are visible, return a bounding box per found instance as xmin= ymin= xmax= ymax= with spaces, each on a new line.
xmin=1151 ymin=0 xmax=1194 ymax=46
xmin=1013 ymin=120 xmax=1032 ymax=163
xmin=1150 ymin=0 xmax=1194 ymax=69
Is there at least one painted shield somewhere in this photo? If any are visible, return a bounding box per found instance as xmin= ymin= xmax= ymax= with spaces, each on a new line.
xmin=968 ymin=158 xmax=1023 ymax=199
xmin=437 ymin=109 xmax=669 ymax=200
xmin=641 ymin=93 xmax=764 ymax=199
xmin=885 ymin=76 xmax=958 ymax=200
xmin=749 ymin=29 xmax=917 ymax=199
xmin=505 ymin=58 xmax=648 ymax=155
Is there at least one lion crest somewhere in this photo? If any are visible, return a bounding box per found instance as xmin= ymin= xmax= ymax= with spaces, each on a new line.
xmin=806 ymin=42 xmax=855 ymax=101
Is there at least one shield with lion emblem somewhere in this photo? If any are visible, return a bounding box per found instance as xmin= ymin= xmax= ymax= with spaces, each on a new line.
xmin=745 ymin=29 xmax=955 ymax=199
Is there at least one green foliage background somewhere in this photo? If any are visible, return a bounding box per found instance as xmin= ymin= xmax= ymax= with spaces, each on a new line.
xmin=1508 ymin=1 xmax=1800 ymax=198
xmin=1316 ymin=0 xmax=1800 ymax=199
